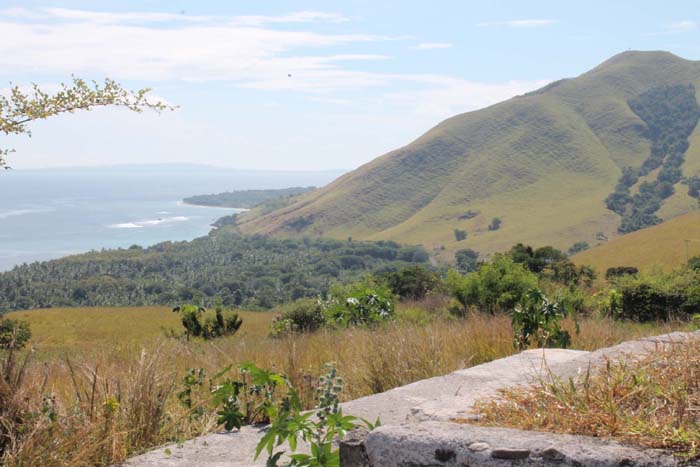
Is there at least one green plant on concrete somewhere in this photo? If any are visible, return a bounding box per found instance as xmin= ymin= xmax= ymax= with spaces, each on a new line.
xmin=512 ymin=289 xmax=575 ymax=350
xmin=172 ymin=304 xmax=242 ymax=340
xmin=255 ymin=363 xmax=379 ymax=467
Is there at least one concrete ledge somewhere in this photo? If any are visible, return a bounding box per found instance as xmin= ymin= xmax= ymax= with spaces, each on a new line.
xmin=341 ymin=422 xmax=677 ymax=466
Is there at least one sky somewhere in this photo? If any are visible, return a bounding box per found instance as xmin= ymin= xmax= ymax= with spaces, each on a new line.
xmin=2 ymin=0 xmax=700 ymax=171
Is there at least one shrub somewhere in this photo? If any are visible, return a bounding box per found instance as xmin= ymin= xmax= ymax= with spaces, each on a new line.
xmin=508 ymin=244 xmax=567 ymax=274
xmin=447 ymin=254 xmax=538 ymax=314
xmin=611 ymin=269 xmax=700 ymax=321
xmin=377 ymin=265 xmax=443 ymax=300
xmin=455 ymin=248 xmax=479 ymax=273
xmin=0 ymin=319 xmax=31 ymax=350
xmin=454 ymin=229 xmax=467 ymax=241
xmin=512 ymin=289 xmax=574 ymax=350
xmin=605 ymin=266 xmax=639 ymax=280
xmin=172 ymin=305 xmax=243 ymax=340
xmin=567 ymin=241 xmax=590 ymax=255
xmin=488 ymin=217 xmax=502 ymax=231
xmin=271 ymin=299 xmax=325 ymax=336
xmin=324 ymin=281 xmax=395 ymax=327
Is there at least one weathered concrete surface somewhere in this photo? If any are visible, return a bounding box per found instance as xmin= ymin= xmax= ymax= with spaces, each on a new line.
xmin=358 ymin=422 xmax=677 ymax=466
xmin=121 ymin=331 xmax=699 ymax=466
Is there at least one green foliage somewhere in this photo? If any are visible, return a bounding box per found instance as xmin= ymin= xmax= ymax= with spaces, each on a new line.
xmin=606 ymin=84 xmax=700 ymax=233
xmin=508 ymin=244 xmax=568 ymax=274
xmin=611 ymin=269 xmax=700 ymax=321
xmin=0 ymin=318 xmax=31 ymax=350
xmin=508 ymin=244 xmax=594 ymax=286
xmin=255 ymin=363 xmax=379 ymax=467
xmin=376 ymin=265 xmax=443 ymax=300
xmin=454 ymin=229 xmax=467 ymax=241
xmin=271 ymin=300 xmax=326 ymax=336
xmin=605 ymin=266 xmax=639 ymax=280
xmin=183 ymin=187 xmax=315 ymax=209
xmin=689 ymin=256 xmax=700 ymax=271
xmin=455 ymin=249 xmax=479 ymax=274
xmin=0 ymin=233 xmax=429 ymax=311
xmin=512 ymin=289 xmax=574 ymax=350
xmin=568 ymin=241 xmax=590 ymax=255
xmin=323 ymin=281 xmax=395 ymax=328
xmin=447 ymin=254 xmax=538 ymax=314
xmin=272 ymin=281 xmax=395 ymax=336
xmin=172 ymin=305 xmax=242 ymax=340
xmin=488 ymin=217 xmax=502 ymax=231
xmin=0 ymin=77 xmax=171 ymax=168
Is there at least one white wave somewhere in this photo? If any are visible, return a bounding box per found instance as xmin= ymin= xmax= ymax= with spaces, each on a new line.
xmin=0 ymin=207 xmax=53 ymax=219
xmin=107 ymin=216 xmax=190 ymax=229
xmin=109 ymin=222 xmax=143 ymax=229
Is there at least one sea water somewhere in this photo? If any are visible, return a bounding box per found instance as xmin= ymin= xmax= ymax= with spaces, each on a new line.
xmin=0 ymin=165 xmax=342 ymax=271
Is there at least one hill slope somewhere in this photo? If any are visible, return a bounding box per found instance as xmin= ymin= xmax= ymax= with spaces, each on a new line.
xmin=237 ymin=51 xmax=700 ymax=258
xmin=572 ymin=210 xmax=700 ymax=273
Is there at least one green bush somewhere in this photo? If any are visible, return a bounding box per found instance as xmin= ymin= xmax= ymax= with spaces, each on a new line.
xmin=612 ymin=269 xmax=700 ymax=321
xmin=172 ymin=304 xmax=243 ymax=340
xmin=377 ymin=265 xmax=443 ymax=300
xmin=447 ymin=254 xmax=538 ymax=314
xmin=512 ymin=289 xmax=574 ymax=350
xmin=454 ymin=229 xmax=467 ymax=241
xmin=0 ymin=318 xmax=31 ymax=350
xmin=455 ymin=248 xmax=479 ymax=273
xmin=567 ymin=241 xmax=590 ymax=255
xmin=271 ymin=299 xmax=326 ymax=336
xmin=324 ymin=281 xmax=395 ymax=327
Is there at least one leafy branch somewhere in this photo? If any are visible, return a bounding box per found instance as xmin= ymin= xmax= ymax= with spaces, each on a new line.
xmin=0 ymin=77 xmax=175 ymax=168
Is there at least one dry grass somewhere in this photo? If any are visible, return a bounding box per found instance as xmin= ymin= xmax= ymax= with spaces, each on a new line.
xmin=471 ymin=339 xmax=700 ymax=460
xmin=0 ymin=305 xmax=692 ymax=466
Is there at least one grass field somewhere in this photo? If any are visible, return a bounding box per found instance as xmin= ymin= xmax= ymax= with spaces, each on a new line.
xmin=573 ymin=211 xmax=700 ymax=273
xmin=2 ymin=304 xmax=693 ymax=466
xmin=5 ymin=307 xmax=277 ymax=358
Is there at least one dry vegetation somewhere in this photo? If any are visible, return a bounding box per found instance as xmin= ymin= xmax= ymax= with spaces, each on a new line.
xmin=0 ymin=304 xmax=692 ymax=466
xmin=471 ymin=339 xmax=700 ymax=460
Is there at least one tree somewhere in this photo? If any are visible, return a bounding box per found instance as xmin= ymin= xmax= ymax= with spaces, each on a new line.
xmin=455 ymin=248 xmax=479 ymax=273
xmin=488 ymin=217 xmax=502 ymax=231
xmin=454 ymin=229 xmax=467 ymax=241
xmin=447 ymin=254 xmax=538 ymax=314
xmin=0 ymin=77 xmax=172 ymax=168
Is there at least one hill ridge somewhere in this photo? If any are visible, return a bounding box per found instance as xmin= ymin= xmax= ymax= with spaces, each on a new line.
xmin=237 ymin=51 xmax=700 ymax=259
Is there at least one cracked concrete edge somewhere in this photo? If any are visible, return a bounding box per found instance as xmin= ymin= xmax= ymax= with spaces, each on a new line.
xmin=341 ymin=421 xmax=678 ymax=466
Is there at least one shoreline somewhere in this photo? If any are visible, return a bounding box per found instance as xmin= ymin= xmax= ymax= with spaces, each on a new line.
xmin=177 ymin=200 xmax=250 ymax=211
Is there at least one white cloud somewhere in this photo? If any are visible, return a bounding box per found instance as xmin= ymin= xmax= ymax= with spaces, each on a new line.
xmin=669 ymin=20 xmax=696 ymax=32
xmin=478 ymin=19 xmax=557 ymax=28
xmin=643 ymin=20 xmax=697 ymax=36
xmin=385 ymin=76 xmax=549 ymax=121
xmin=414 ymin=42 xmax=453 ymax=50
xmin=0 ymin=8 xmax=389 ymax=86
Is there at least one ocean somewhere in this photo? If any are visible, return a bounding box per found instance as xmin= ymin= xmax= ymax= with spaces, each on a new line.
xmin=0 ymin=165 xmax=342 ymax=271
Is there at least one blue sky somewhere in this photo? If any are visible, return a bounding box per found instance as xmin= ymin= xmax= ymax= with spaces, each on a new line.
xmin=2 ymin=0 xmax=700 ymax=170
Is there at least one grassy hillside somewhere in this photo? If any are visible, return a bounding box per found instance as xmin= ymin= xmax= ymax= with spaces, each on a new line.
xmin=236 ymin=51 xmax=700 ymax=260
xmin=572 ymin=210 xmax=700 ymax=272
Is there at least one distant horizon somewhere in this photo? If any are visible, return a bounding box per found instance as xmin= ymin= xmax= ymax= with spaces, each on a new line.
xmin=2 ymin=163 xmax=350 ymax=174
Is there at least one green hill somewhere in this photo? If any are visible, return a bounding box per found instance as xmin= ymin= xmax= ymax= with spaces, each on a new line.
xmin=573 ymin=210 xmax=700 ymax=273
xmin=236 ymin=51 xmax=700 ymax=260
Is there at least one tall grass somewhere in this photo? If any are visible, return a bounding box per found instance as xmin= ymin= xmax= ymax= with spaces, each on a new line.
xmin=472 ymin=339 xmax=700 ymax=460
xmin=0 ymin=305 xmax=691 ymax=466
